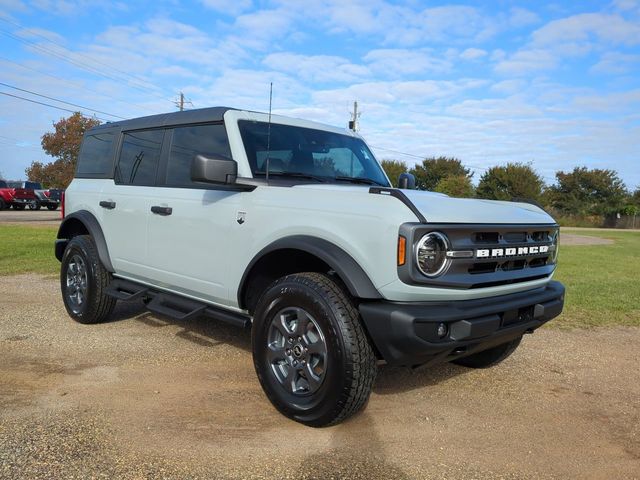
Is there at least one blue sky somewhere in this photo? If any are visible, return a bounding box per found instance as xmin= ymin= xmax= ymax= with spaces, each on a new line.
xmin=1 ymin=0 xmax=639 ymax=189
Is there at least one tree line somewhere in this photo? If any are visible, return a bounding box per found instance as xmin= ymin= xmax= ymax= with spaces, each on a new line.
xmin=382 ymin=158 xmax=640 ymax=219
xmin=21 ymin=112 xmax=639 ymax=220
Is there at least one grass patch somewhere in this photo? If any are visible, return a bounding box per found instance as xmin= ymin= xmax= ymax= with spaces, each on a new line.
xmin=553 ymin=228 xmax=640 ymax=328
xmin=0 ymin=225 xmax=59 ymax=275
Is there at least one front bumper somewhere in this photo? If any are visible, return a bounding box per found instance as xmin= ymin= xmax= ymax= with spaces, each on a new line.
xmin=359 ymin=280 xmax=564 ymax=367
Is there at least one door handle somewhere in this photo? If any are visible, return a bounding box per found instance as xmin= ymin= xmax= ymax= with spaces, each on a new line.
xmin=99 ymin=200 xmax=116 ymax=209
xmin=151 ymin=205 xmax=172 ymax=216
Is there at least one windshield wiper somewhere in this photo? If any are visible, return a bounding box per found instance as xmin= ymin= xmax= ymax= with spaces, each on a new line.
xmin=254 ymin=171 xmax=326 ymax=183
xmin=334 ymin=176 xmax=387 ymax=187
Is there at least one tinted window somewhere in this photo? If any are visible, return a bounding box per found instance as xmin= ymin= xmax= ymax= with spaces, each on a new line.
xmin=77 ymin=132 xmax=115 ymax=176
xmin=0 ymin=180 xmax=8 ymax=188
xmin=166 ymin=124 xmax=231 ymax=186
xmin=115 ymin=130 xmax=163 ymax=186
xmin=238 ymin=121 xmax=389 ymax=187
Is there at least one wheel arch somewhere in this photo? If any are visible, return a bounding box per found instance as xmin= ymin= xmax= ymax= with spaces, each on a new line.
xmin=238 ymin=235 xmax=381 ymax=313
xmin=55 ymin=210 xmax=114 ymax=272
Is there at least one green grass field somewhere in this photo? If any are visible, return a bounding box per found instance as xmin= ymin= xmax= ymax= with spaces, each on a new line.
xmin=0 ymin=225 xmax=59 ymax=276
xmin=0 ymin=224 xmax=638 ymax=328
xmin=553 ymin=228 xmax=640 ymax=328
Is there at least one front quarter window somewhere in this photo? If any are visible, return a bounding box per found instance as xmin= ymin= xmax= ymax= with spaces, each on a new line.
xmin=238 ymin=120 xmax=389 ymax=187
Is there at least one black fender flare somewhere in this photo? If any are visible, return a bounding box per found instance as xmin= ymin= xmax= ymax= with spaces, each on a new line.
xmin=237 ymin=235 xmax=382 ymax=308
xmin=55 ymin=210 xmax=114 ymax=272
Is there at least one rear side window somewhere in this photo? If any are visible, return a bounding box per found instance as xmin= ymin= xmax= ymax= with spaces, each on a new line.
xmin=165 ymin=124 xmax=231 ymax=186
xmin=115 ymin=130 xmax=164 ymax=186
xmin=77 ymin=132 xmax=115 ymax=177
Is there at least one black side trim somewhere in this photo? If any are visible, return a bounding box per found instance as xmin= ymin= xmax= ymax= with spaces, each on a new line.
xmin=238 ymin=235 xmax=382 ymax=308
xmin=369 ymin=187 xmax=426 ymax=223
xmin=56 ymin=211 xmax=114 ymax=272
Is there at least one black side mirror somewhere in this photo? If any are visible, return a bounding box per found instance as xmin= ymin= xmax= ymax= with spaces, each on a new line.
xmin=191 ymin=154 xmax=237 ymax=185
xmin=398 ymin=173 xmax=416 ymax=190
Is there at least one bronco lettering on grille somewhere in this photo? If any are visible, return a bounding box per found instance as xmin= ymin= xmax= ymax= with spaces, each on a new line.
xmin=476 ymin=245 xmax=550 ymax=258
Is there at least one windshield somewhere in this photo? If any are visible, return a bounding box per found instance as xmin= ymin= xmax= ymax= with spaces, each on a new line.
xmin=238 ymin=120 xmax=390 ymax=187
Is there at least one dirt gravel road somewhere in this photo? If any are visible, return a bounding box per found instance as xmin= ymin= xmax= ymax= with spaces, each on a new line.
xmin=0 ymin=209 xmax=61 ymax=226
xmin=1 ymin=274 xmax=638 ymax=479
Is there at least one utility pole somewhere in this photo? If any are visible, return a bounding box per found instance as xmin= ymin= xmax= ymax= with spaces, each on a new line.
xmin=174 ymin=91 xmax=193 ymax=111
xmin=348 ymin=101 xmax=360 ymax=132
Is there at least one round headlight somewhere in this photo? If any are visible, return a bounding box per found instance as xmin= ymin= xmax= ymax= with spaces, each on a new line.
xmin=416 ymin=232 xmax=450 ymax=277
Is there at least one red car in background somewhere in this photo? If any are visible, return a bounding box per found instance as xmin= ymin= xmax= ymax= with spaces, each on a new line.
xmin=0 ymin=180 xmax=63 ymax=210
xmin=0 ymin=180 xmax=15 ymax=210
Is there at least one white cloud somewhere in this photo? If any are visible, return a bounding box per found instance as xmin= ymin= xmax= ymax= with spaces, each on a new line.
xmin=490 ymin=79 xmax=527 ymax=94
xmin=509 ymin=7 xmax=540 ymax=28
xmin=364 ymin=49 xmax=452 ymax=76
xmin=460 ymin=48 xmax=487 ymax=61
xmin=591 ymin=51 xmax=640 ymax=74
xmin=532 ymin=13 xmax=640 ymax=46
xmin=494 ymin=49 xmax=558 ymax=75
xmin=264 ymin=53 xmax=369 ymax=83
xmin=201 ymin=0 xmax=252 ymax=16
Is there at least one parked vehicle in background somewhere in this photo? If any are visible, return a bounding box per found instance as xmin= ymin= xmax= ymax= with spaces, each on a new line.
xmin=7 ymin=181 xmax=62 ymax=210
xmin=0 ymin=180 xmax=15 ymax=210
xmin=55 ymin=107 xmax=564 ymax=427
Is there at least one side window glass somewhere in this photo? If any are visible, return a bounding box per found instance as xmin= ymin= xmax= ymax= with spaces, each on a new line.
xmin=166 ymin=124 xmax=231 ymax=186
xmin=115 ymin=130 xmax=163 ymax=185
xmin=77 ymin=132 xmax=115 ymax=176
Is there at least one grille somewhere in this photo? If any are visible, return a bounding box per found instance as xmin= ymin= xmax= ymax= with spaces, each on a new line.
xmin=398 ymin=223 xmax=559 ymax=289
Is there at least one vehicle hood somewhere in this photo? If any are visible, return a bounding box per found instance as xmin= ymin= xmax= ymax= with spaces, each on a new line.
xmin=401 ymin=189 xmax=555 ymax=224
xmin=293 ymin=184 xmax=556 ymax=224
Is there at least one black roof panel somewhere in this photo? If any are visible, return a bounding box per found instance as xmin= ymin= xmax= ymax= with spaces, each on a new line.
xmin=88 ymin=106 xmax=236 ymax=133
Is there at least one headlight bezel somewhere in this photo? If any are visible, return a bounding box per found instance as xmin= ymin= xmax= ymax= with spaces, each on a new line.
xmin=415 ymin=231 xmax=451 ymax=278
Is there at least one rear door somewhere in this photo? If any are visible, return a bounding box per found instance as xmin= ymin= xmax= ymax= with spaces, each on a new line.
xmin=99 ymin=128 xmax=165 ymax=279
xmin=146 ymin=123 xmax=242 ymax=307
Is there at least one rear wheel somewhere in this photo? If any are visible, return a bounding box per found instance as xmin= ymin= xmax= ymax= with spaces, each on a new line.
xmin=28 ymin=200 xmax=41 ymax=210
xmin=60 ymin=235 xmax=116 ymax=324
xmin=13 ymin=204 xmax=25 ymax=210
xmin=252 ymin=272 xmax=377 ymax=427
xmin=453 ymin=337 xmax=522 ymax=369
xmin=0 ymin=198 xmax=6 ymax=210
xmin=47 ymin=204 xmax=58 ymax=211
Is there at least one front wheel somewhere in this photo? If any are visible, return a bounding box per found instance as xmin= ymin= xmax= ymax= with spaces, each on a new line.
xmin=252 ymin=273 xmax=377 ymax=427
xmin=13 ymin=204 xmax=25 ymax=210
xmin=453 ymin=337 xmax=522 ymax=369
xmin=47 ymin=204 xmax=59 ymax=211
xmin=28 ymin=200 xmax=41 ymax=210
xmin=60 ymin=235 xmax=116 ymax=324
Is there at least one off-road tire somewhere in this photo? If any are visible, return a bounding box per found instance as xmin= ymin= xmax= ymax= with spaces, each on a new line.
xmin=13 ymin=204 xmax=25 ymax=210
xmin=453 ymin=336 xmax=522 ymax=369
xmin=28 ymin=200 xmax=41 ymax=210
xmin=0 ymin=198 xmax=6 ymax=210
xmin=252 ymin=272 xmax=377 ymax=427
xmin=60 ymin=235 xmax=116 ymax=324
xmin=47 ymin=204 xmax=59 ymax=211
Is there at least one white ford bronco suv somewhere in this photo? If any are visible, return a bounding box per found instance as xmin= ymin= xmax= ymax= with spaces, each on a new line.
xmin=55 ymin=107 xmax=564 ymax=427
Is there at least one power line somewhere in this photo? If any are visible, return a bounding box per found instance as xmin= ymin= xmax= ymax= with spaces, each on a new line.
xmin=0 ymin=82 xmax=125 ymax=119
xmin=0 ymin=55 xmax=161 ymax=115
xmin=0 ymin=28 xmax=174 ymax=105
xmin=0 ymin=16 xmax=174 ymax=98
xmin=371 ymin=144 xmax=489 ymax=172
xmin=0 ymin=91 xmax=109 ymax=121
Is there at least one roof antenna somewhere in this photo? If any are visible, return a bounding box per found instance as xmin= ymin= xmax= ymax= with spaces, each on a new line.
xmin=265 ymin=82 xmax=273 ymax=183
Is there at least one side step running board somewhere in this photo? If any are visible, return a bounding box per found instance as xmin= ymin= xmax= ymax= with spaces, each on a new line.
xmin=105 ymin=278 xmax=250 ymax=329
xmin=146 ymin=294 xmax=206 ymax=322
xmin=106 ymin=279 xmax=149 ymax=301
